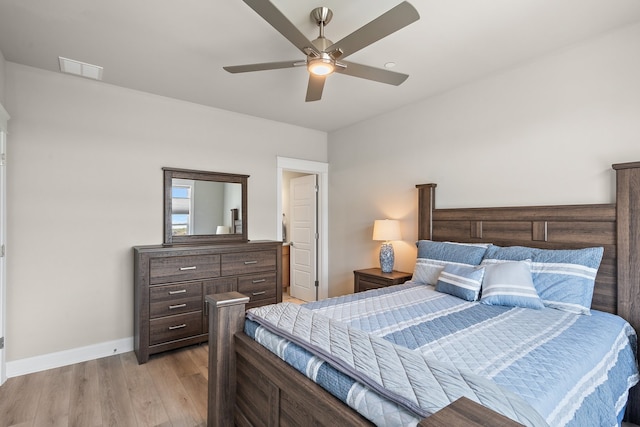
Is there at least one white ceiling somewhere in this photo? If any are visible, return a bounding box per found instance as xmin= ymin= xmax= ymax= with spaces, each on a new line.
xmin=1 ymin=0 xmax=639 ymax=132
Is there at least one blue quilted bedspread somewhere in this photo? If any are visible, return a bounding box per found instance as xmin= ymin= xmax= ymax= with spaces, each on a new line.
xmin=245 ymin=283 xmax=638 ymax=426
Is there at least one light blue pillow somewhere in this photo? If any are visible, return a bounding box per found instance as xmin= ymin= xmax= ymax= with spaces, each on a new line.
xmin=482 ymin=245 xmax=534 ymax=263
xmin=436 ymin=264 xmax=485 ymax=301
xmin=482 ymin=245 xmax=604 ymax=314
xmin=531 ymin=247 xmax=603 ymax=315
xmin=417 ymin=240 xmax=489 ymax=262
xmin=480 ymin=260 xmax=544 ymax=309
xmin=412 ymin=241 xmax=489 ymax=285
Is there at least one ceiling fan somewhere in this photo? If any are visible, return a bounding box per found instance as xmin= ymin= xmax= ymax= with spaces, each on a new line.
xmin=224 ymin=0 xmax=420 ymax=102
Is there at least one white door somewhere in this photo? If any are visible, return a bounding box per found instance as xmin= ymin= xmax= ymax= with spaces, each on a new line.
xmin=290 ymin=175 xmax=317 ymax=302
xmin=0 ymin=127 xmax=6 ymax=384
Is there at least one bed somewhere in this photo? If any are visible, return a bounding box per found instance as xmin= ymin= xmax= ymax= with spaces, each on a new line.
xmin=206 ymin=161 xmax=640 ymax=426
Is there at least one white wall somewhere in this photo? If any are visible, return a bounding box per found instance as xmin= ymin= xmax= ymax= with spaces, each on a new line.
xmin=327 ymin=23 xmax=640 ymax=297
xmin=4 ymin=63 xmax=327 ymax=362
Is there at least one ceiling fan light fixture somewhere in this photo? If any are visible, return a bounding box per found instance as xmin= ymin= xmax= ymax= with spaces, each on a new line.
xmin=307 ymin=57 xmax=335 ymax=76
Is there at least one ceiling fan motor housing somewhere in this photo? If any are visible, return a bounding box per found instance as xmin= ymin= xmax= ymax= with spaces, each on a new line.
xmin=311 ymin=36 xmax=333 ymax=52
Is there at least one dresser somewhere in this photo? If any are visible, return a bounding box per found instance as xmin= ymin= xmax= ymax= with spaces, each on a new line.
xmin=282 ymin=243 xmax=290 ymax=291
xmin=133 ymin=241 xmax=282 ymax=364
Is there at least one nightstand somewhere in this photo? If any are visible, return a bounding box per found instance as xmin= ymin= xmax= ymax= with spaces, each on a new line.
xmin=354 ymin=268 xmax=413 ymax=293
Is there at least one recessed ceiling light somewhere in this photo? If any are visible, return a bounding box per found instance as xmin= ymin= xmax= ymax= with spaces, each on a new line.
xmin=384 ymin=62 xmax=396 ymax=69
xmin=58 ymin=57 xmax=104 ymax=81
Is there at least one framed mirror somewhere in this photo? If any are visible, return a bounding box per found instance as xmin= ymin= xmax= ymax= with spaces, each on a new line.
xmin=163 ymin=167 xmax=248 ymax=245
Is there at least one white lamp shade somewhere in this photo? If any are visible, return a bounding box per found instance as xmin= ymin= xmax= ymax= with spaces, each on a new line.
xmin=216 ymin=225 xmax=230 ymax=234
xmin=372 ymin=219 xmax=401 ymax=241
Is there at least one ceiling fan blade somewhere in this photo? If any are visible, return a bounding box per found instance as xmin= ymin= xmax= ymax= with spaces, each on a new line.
xmin=337 ymin=61 xmax=408 ymax=85
xmin=223 ymin=60 xmax=300 ymax=73
xmin=243 ymin=0 xmax=318 ymax=55
xmin=326 ymin=2 xmax=419 ymax=59
xmin=305 ymin=75 xmax=326 ymax=102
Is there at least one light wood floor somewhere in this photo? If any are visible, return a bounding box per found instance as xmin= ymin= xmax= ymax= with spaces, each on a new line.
xmin=282 ymin=289 xmax=305 ymax=305
xmin=2 ymin=343 xmax=640 ymax=427
xmin=0 ymin=293 xmax=306 ymax=427
xmin=0 ymin=344 xmax=210 ymax=427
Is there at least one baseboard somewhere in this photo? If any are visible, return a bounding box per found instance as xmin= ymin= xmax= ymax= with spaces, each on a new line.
xmin=6 ymin=336 xmax=133 ymax=378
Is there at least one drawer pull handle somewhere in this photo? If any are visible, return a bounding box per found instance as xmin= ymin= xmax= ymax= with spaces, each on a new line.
xmin=252 ymin=279 xmax=267 ymax=284
xmin=244 ymin=260 xmax=258 ymax=265
xmin=169 ymin=303 xmax=187 ymax=310
xmin=168 ymin=324 xmax=187 ymax=330
xmin=252 ymin=291 xmax=266 ymax=296
xmin=179 ymin=266 xmax=197 ymax=271
xmin=168 ymin=289 xmax=187 ymax=295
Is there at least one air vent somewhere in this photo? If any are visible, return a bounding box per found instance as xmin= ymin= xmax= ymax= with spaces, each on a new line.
xmin=58 ymin=57 xmax=103 ymax=81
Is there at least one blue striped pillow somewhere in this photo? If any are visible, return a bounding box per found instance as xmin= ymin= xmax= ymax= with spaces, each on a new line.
xmin=436 ymin=264 xmax=485 ymax=301
xmin=532 ymin=247 xmax=603 ymax=315
xmin=480 ymin=260 xmax=544 ymax=309
xmin=412 ymin=241 xmax=488 ymax=285
xmin=482 ymin=245 xmax=604 ymax=314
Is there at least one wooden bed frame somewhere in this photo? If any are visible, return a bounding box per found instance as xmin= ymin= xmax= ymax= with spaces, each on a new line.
xmin=207 ymin=161 xmax=640 ymax=426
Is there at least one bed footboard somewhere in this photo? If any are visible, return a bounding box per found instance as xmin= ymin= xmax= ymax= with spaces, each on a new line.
xmin=207 ymin=291 xmax=374 ymax=426
xmin=234 ymin=331 xmax=374 ymax=426
xmin=207 ymin=292 xmax=377 ymax=425
xmin=206 ymin=292 xmax=250 ymax=427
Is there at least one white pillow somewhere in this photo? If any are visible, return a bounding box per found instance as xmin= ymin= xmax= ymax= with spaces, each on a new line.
xmin=480 ymin=260 xmax=544 ymax=309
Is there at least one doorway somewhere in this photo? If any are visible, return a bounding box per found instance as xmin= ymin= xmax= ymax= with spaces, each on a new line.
xmin=0 ymin=105 xmax=8 ymax=385
xmin=277 ymin=157 xmax=328 ymax=302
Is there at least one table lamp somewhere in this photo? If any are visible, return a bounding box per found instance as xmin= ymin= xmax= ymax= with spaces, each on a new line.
xmin=216 ymin=225 xmax=230 ymax=234
xmin=372 ymin=219 xmax=401 ymax=273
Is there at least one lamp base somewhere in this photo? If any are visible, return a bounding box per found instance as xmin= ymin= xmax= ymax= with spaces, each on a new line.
xmin=379 ymin=242 xmax=394 ymax=273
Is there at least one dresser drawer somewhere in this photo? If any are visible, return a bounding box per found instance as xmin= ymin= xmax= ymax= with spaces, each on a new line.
xmin=358 ymin=275 xmax=389 ymax=288
xmin=221 ymin=250 xmax=276 ymax=276
xmin=237 ymin=272 xmax=277 ymax=303
xmin=246 ymin=298 xmax=276 ymax=310
xmin=357 ymin=279 xmax=385 ymax=292
xmin=149 ymin=312 xmax=202 ymax=346
xmin=150 ymin=254 xmax=220 ymax=284
xmin=149 ymin=282 xmax=202 ymax=319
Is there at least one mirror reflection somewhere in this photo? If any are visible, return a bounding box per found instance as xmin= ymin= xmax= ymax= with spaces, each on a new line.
xmin=163 ymin=167 xmax=248 ymax=245
xmin=171 ymin=179 xmax=243 ymax=236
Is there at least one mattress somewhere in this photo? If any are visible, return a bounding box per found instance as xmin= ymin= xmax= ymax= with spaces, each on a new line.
xmin=246 ymin=283 xmax=639 ymax=426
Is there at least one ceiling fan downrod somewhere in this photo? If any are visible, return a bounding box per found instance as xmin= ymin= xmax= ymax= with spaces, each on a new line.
xmin=307 ymin=7 xmax=345 ymax=76
xmin=310 ymin=7 xmax=332 ymax=39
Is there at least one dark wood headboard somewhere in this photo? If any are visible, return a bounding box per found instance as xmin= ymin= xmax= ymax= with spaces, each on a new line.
xmin=416 ymin=161 xmax=640 ymax=421
xmin=416 ymin=184 xmax=617 ymax=312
